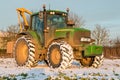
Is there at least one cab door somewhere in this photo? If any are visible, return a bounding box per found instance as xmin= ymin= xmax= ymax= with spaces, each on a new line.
xmin=31 ymin=15 xmax=44 ymax=45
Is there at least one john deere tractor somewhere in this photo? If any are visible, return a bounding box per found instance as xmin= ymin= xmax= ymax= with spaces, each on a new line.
xmin=11 ymin=5 xmax=103 ymax=69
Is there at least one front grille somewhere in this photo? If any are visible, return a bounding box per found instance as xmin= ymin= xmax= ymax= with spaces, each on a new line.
xmin=73 ymin=31 xmax=90 ymax=45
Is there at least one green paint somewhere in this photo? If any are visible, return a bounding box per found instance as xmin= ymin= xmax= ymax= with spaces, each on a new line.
xmin=27 ymin=30 xmax=41 ymax=49
xmin=56 ymin=27 xmax=90 ymax=32
xmin=72 ymin=27 xmax=90 ymax=32
xmin=28 ymin=30 xmax=41 ymax=43
xmin=28 ymin=30 xmax=39 ymax=40
xmin=84 ymin=45 xmax=103 ymax=56
xmin=55 ymin=28 xmax=73 ymax=38
xmin=55 ymin=27 xmax=90 ymax=39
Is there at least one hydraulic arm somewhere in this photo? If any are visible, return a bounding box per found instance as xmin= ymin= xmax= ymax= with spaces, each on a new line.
xmin=16 ymin=8 xmax=32 ymax=32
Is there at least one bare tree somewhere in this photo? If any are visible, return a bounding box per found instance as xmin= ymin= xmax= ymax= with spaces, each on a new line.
xmin=6 ymin=25 xmax=19 ymax=41
xmin=113 ymin=37 xmax=120 ymax=47
xmin=68 ymin=12 xmax=85 ymax=27
xmin=0 ymin=25 xmax=19 ymax=49
xmin=92 ymin=24 xmax=109 ymax=46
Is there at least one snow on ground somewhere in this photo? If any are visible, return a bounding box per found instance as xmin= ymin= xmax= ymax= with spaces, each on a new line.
xmin=0 ymin=58 xmax=120 ymax=80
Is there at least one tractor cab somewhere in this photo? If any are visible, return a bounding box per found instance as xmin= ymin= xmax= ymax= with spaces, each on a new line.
xmin=31 ymin=10 xmax=68 ymax=32
xmin=30 ymin=7 xmax=71 ymax=46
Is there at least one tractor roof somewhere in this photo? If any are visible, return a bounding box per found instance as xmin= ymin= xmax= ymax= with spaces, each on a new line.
xmin=32 ymin=10 xmax=67 ymax=16
xmin=47 ymin=10 xmax=67 ymax=14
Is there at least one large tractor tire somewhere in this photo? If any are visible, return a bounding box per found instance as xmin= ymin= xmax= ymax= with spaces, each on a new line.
xmin=14 ymin=36 xmax=36 ymax=67
xmin=80 ymin=54 xmax=104 ymax=68
xmin=47 ymin=41 xmax=73 ymax=69
xmin=92 ymin=54 xmax=104 ymax=68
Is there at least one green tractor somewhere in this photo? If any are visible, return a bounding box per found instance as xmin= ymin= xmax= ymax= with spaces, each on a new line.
xmin=12 ymin=5 xmax=103 ymax=69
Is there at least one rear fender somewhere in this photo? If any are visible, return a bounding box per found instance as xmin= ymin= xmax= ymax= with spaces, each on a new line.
xmin=46 ymin=38 xmax=66 ymax=47
xmin=17 ymin=31 xmax=40 ymax=45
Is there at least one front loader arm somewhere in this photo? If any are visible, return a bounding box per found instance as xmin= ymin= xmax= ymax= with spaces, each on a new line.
xmin=16 ymin=8 xmax=32 ymax=32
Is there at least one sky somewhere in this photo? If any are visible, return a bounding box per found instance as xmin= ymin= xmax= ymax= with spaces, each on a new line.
xmin=0 ymin=0 xmax=120 ymax=39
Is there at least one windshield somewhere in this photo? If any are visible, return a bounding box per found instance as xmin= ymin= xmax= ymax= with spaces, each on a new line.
xmin=47 ymin=14 xmax=67 ymax=29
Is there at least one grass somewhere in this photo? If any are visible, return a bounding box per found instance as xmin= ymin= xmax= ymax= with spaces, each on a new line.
xmin=113 ymin=70 xmax=119 ymax=77
xmin=0 ymin=76 xmax=17 ymax=80
xmin=0 ymin=73 xmax=28 ymax=80
xmin=20 ymin=73 xmax=28 ymax=79
xmin=0 ymin=71 xmax=119 ymax=80
xmin=44 ymin=71 xmax=120 ymax=80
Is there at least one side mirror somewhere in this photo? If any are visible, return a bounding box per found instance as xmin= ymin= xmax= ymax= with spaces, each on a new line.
xmin=67 ymin=20 xmax=75 ymax=27
xmin=39 ymin=11 xmax=43 ymax=19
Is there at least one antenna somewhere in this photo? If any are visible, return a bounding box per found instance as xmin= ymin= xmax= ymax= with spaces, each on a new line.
xmin=49 ymin=4 xmax=51 ymax=10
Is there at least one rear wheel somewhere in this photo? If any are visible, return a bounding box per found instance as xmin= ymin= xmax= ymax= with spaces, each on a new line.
xmin=47 ymin=41 xmax=73 ymax=69
xmin=14 ymin=36 xmax=36 ymax=67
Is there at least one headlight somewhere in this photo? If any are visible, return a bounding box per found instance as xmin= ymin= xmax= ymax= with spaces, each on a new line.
xmin=62 ymin=13 xmax=66 ymax=16
xmin=81 ymin=37 xmax=91 ymax=42
xmin=50 ymin=12 xmax=55 ymax=15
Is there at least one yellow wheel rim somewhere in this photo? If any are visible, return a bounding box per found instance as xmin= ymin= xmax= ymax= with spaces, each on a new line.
xmin=15 ymin=39 xmax=28 ymax=65
xmin=80 ymin=57 xmax=94 ymax=66
xmin=50 ymin=48 xmax=61 ymax=65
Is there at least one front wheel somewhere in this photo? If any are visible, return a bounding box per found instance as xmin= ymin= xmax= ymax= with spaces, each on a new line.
xmin=80 ymin=57 xmax=94 ymax=67
xmin=92 ymin=54 xmax=104 ymax=68
xmin=47 ymin=41 xmax=73 ymax=69
xmin=80 ymin=54 xmax=104 ymax=68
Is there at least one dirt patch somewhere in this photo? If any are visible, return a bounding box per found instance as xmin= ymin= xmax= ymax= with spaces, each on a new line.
xmin=0 ymin=53 xmax=13 ymax=58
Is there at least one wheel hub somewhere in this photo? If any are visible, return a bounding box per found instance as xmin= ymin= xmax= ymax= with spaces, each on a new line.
xmin=80 ymin=57 xmax=94 ymax=67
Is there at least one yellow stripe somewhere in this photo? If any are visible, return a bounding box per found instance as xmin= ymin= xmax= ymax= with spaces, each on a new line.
xmin=56 ymin=29 xmax=74 ymax=32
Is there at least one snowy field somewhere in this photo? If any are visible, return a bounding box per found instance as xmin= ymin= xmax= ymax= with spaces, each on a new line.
xmin=0 ymin=58 xmax=120 ymax=80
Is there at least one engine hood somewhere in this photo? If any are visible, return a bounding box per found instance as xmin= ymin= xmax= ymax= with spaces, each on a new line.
xmin=55 ymin=28 xmax=90 ymax=39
